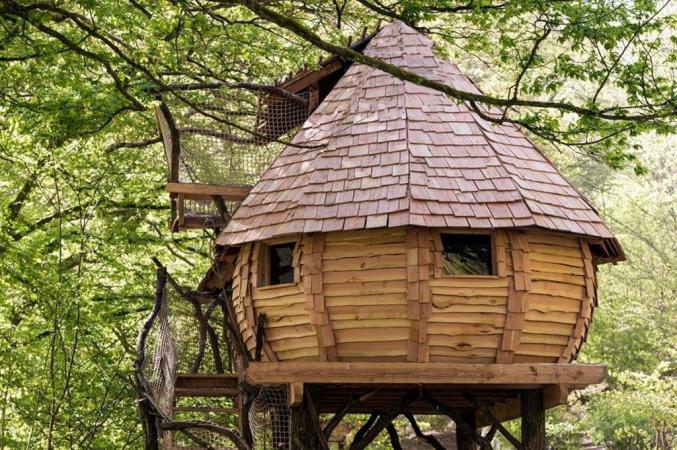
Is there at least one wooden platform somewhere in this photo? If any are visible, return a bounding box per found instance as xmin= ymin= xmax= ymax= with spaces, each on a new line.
xmin=245 ymin=362 xmax=606 ymax=424
xmin=245 ymin=362 xmax=606 ymax=387
xmin=175 ymin=373 xmax=239 ymax=398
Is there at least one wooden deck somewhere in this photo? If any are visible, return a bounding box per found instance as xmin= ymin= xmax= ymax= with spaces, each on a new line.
xmin=244 ymin=362 xmax=606 ymax=423
xmin=245 ymin=362 xmax=607 ymax=387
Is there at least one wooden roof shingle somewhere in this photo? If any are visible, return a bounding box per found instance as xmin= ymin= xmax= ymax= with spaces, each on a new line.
xmin=217 ymin=21 xmax=621 ymax=258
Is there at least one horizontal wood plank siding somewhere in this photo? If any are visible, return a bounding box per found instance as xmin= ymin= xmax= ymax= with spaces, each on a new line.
xmin=230 ymin=228 xmax=596 ymax=364
xmin=514 ymin=233 xmax=587 ymax=362
xmin=429 ymin=230 xmax=510 ymax=363
xmin=323 ymin=228 xmax=409 ymax=361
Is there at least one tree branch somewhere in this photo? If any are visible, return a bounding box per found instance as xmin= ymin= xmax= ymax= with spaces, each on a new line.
xmin=228 ymin=0 xmax=674 ymax=122
xmin=106 ymin=136 xmax=162 ymax=153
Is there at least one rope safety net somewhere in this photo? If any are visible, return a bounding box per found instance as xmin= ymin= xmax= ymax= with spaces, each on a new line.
xmin=249 ymin=386 xmax=290 ymax=450
xmin=158 ymin=88 xmax=310 ymax=228
xmin=136 ymin=266 xmax=243 ymax=449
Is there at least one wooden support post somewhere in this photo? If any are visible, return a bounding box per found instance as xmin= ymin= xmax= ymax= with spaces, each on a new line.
xmin=305 ymin=388 xmax=330 ymax=450
xmin=386 ymin=423 xmax=403 ymax=450
xmin=324 ymin=395 xmax=355 ymax=439
xmin=456 ymin=412 xmax=478 ymax=450
xmin=403 ymin=412 xmax=445 ymax=450
xmin=464 ymin=392 xmax=523 ymax=449
xmin=521 ymin=390 xmax=546 ymax=450
xmin=290 ymin=403 xmax=321 ymax=450
xmin=288 ymin=382 xmax=304 ymax=407
xmin=351 ymin=414 xmax=378 ymax=448
xmin=421 ymin=391 xmax=491 ymax=449
xmin=349 ymin=391 xmax=417 ymax=450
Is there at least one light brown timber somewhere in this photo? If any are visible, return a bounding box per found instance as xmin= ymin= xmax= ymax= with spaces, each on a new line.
xmin=229 ymin=227 xmax=599 ymax=363
xmin=245 ymin=362 xmax=607 ymax=386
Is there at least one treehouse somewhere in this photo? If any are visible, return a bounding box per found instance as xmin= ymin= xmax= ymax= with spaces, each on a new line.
xmin=137 ymin=21 xmax=623 ymax=450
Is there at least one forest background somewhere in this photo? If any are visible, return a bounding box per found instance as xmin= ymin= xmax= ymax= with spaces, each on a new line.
xmin=0 ymin=0 xmax=675 ymax=448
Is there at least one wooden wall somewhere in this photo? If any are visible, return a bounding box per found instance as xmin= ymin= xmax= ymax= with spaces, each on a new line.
xmin=321 ymin=228 xmax=409 ymax=361
xmin=230 ymin=227 xmax=598 ymax=363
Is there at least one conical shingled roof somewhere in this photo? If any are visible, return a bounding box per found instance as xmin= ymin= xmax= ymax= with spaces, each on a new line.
xmin=217 ymin=21 xmax=620 ymax=255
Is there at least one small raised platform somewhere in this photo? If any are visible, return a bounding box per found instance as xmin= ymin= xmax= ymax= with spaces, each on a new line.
xmin=166 ymin=182 xmax=251 ymax=231
xmin=174 ymin=373 xmax=239 ymax=398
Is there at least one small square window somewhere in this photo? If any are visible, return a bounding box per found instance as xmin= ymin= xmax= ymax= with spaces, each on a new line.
xmin=263 ymin=242 xmax=296 ymax=286
xmin=441 ymin=233 xmax=493 ymax=276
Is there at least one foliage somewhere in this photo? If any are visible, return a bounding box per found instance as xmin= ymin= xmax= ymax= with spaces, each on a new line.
xmin=556 ymin=132 xmax=677 ymax=449
xmin=584 ymin=369 xmax=677 ymax=449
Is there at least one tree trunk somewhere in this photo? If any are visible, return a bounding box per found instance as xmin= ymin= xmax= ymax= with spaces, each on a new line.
xmin=521 ymin=389 xmax=545 ymax=450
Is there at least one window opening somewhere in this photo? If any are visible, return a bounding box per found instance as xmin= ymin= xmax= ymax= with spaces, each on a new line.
xmin=266 ymin=242 xmax=295 ymax=286
xmin=441 ymin=234 xmax=493 ymax=276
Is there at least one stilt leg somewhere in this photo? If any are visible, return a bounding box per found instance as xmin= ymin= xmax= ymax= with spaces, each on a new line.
xmin=521 ymin=389 xmax=545 ymax=450
xmin=290 ymin=401 xmax=320 ymax=450
xmin=456 ymin=412 xmax=477 ymax=450
xmin=386 ymin=423 xmax=403 ymax=450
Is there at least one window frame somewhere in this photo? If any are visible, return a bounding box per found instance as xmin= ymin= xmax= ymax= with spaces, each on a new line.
xmin=256 ymin=238 xmax=299 ymax=289
xmin=436 ymin=230 xmax=498 ymax=278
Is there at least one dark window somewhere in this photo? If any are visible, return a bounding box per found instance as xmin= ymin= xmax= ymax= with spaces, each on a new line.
xmin=268 ymin=242 xmax=295 ymax=285
xmin=441 ymin=234 xmax=493 ymax=276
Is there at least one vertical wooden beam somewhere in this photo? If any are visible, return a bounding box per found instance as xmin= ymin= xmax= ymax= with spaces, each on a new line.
xmin=406 ymin=227 xmax=420 ymax=362
xmin=289 ymin=382 xmax=304 ymax=407
xmin=305 ymin=388 xmax=331 ymax=450
xmin=177 ymin=193 xmax=185 ymax=227
xmin=497 ymin=232 xmax=530 ymax=363
xmin=386 ymin=423 xmax=403 ymax=450
xmin=431 ymin=231 xmax=444 ymax=278
xmin=238 ymin=243 xmax=255 ymax=356
xmin=495 ymin=231 xmax=508 ymax=277
xmin=559 ymin=239 xmax=596 ymax=362
xmin=249 ymin=243 xmax=277 ymax=361
xmin=308 ymin=82 xmax=320 ymax=113
xmin=302 ymin=234 xmax=337 ymax=361
xmin=456 ymin=411 xmax=478 ymax=450
xmin=290 ymin=393 xmax=322 ymax=450
xmin=418 ymin=229 xmax=431 ymax=362
xmin=521 ymin=390 xmax=545 ymax=450
xmin=406 ymin=227 xmax=430 ymax=361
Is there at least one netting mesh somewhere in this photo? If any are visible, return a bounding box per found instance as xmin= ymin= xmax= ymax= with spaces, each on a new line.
xmin=250 ymin=386 xmax=290 ymax=450
xmin=141 ymin=287 xmax=177 ymax=419
xmin=141 ymin=279 xmax=236 ymax=380
xmin=138 ymin=269 xmax=245 ymax=450
xmin=168 ymin=88 xmax=309 ymax=186
xmin=167 ymin=422 xmax=241 ymax=450
xmin=179 ymin=198 xmax=239 ymax=228
xmin=138 ymin=269 xmax=298 ymax=449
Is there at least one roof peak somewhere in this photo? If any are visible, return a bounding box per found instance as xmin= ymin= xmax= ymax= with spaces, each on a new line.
xmin=217 ymin=20 xmax=621 ymax=260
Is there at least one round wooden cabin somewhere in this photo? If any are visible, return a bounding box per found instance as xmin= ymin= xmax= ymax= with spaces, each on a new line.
xmin=229 ymin=227 xmax=614 ymax=364
xmin=215 ymin=20 xmax=624 ymax=367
